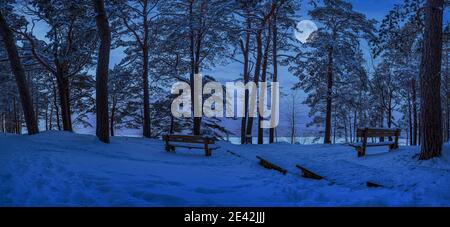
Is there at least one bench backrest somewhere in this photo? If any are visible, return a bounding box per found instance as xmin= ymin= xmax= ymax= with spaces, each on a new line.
xmin=356 ymin=128 xmax=400 ymax=138
xmin=163 ymin=135 xmax=215 ymax=144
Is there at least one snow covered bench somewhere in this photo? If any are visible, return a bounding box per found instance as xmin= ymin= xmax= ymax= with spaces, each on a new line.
xmin=256 ymin=156 xmax=288 ymax=175
xmin=349 ymin=128 xmax=400 ymax=157
xmin=162 ymin=134 xmax=218 ymax=156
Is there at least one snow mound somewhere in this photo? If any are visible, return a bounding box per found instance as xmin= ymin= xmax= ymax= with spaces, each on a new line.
xmin=1 ymin=131 xmax=450 ymax=206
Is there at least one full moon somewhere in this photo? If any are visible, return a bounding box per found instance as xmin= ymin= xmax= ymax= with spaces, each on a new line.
xmin=295 ymin=20 xmax=318 ymax=44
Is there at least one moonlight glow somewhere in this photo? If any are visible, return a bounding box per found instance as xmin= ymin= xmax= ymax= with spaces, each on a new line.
xmin=295 ymin=20 xmax=318 ymax=43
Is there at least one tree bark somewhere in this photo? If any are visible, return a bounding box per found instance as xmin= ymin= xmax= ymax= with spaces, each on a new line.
xmin=240 ymin=15 xmax=251 ymax=144
xmin=412 ymin=78 xmax=418 ymax=145
xmin=245 ymin=29 xmax=263 ymax=144
xmin=269 ymin=13 xmax=278 ymax=144
xmin=93 ymin=0 xmax=111 ymax=143
xmin=258 ymin=25 xmax=271 ymax=145
xmin=419 ymin=0 xmax=444 ymax=160
xmin=0 ymin=11 xmax=39 ymax=135
xmin=110 ymin=97 xmax=116 ymax=137
xmin=56 ymin=74 xmax=72 ymax=131
xmin=52 ymin=82 xmax=61 ymax=130
xmin=142 ymin=0 xmax=151 ymax=138
xmin=324 ymin=46 xmax=333 ymax=144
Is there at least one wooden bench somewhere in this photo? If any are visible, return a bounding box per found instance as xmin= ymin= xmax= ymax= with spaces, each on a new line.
xmin=256 ymin=156 xmax=287 ymax=175
xmin=295 ymin=164 xmax=324 ymax=180
xmin=350 ymin=128 xmax=401 ymax=157
xmin=162 ymin=134 xmax=217 ymax=156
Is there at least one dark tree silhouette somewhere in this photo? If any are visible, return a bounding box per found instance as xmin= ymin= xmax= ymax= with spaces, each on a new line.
xmin=0 ymin=11 xmax=39 ymax=135
xmin=93 ymin=0 xmax=111 ymax=143
xmin=419 ymin=0 xmax=445 ymax=160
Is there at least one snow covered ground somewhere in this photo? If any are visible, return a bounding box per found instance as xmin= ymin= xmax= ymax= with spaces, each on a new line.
xmin=1 ymin=131 xmax=449 ymax=207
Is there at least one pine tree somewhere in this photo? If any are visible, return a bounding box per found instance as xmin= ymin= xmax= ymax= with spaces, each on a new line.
xmin=291 ymin=0 xmax=375 ymax=144
xmin=419 ymin=0 xmax=445 ymax=160
xmin=93 ymin=0 xmax=111 ymax=143
xmin=0 ymin=5 xmax=39 ymax=135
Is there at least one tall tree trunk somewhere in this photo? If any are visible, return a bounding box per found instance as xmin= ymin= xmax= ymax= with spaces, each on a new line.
xmin=110 ymin=97 xmax=116 ymax=137
xmin=45 ymin=99 xmax=48 ymax=131
xmin=269 ymin=13 xmax=278 ymax=144
xmin=193 ymin=27 xmax=203 ymax=136
xmin=13 ymin=97 xmax=18 ymax=134
xmin=324 ymin=46 xmax=333 ymax=144
xmin=49 ymin=98 xmax=54 ymax=130
xmin=142 ymin=46 xmax=151 ymax=138
xmin=387 ymin=96 xmax=393 ymax=141
xmin=0 ymin=12 xmax=39 ymax=135
xmin=56 ymin=74 xmax=72 ymax=131
xmin=52 ymin=82 xmax=61 ymax=130
xmin=188 ymin=1 xmax=201 ymax=136
xmin=379 ymin=107 xmax=385 ymax=142
xmin=445 ymin=46 xmax=450 ymax=142
xmin=142 ymin=1 xmax=151 ymax=138
xmin=240 ymin=15 xmax=251 ymax=144
xmin=245 ymin=30 xmax=264 ymax=144
xmin=93 ymin=0 xmax=111 ymax=144
xmin=258 ymin=25 xmax=271 ymax=145
xmin=412 ymin=79 xmax=418 ymax=145
xmin=408 ymin=91 xmax=413 ymax=145
xmin=419 ymin=0 xmax=444 ymax=160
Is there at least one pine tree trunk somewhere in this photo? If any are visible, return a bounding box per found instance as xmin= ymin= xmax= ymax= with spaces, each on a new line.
xmin=445 ymin=46 xmax=450 ymax=142
xmin=45 ymin=100 xmax=48 ymax=131
xmin=419 ymin=0 xmax=444 ymax=160
xmin=110 ymin=98 xmax=116 ymax=137
xmin=13 ymin=97 xmax=18 ymax=134
xmin=56 ymin=75 xmax=72 ymax=131
xmin=412 ymin=79 xmax=418 ymax=145
xmin=53 ymin=82 xmax=61 ymax=130
xmin=269 ymin=13 xmax=278 ymax=144
xmin=408 ymin=91 xmax=413 ymax=145
xmin=188 ymin=1 xmax=202 ymax=136
xmin=49 ymin=99 xmax=54 ymax=130
xmin=142 ymin=46 xmax=151 ymax=138
xmin=379 ymin=107 xmax=385 ymax=142
xmin=245 ymin=30 xmax=263 ymax=144
xmin=142 ymin=0 xmax=151 ymax=138
xmin=240 ymin=16 xmax=251 ymax=145
xmin=93 ymin=0 xmax=111 ymax=144
xmin=324 ymin=46 xmax=333 ymax=144
xmin=258 ymin=25 xmax=271 ymax=145
xmin=0 ymin=12 xmax=39 ymax=135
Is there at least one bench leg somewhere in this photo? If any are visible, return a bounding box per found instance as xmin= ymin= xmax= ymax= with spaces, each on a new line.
xmin=357 ymin=147 xmax=365 ymax=157
xmin=165 ymin=144 xmax=175 ymax=152
xmin=204 ymin=143 xmax=211 ymax=156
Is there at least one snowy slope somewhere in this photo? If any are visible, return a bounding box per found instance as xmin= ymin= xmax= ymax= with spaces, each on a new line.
xmin=0 ymin=131 xmax=449 ymax=206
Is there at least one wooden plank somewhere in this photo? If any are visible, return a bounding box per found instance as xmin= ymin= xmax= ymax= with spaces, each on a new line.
xmin=256 ymin=156 xmax=287 ymax=175
xmin=356 ymin=128 xmax=400 ymax=137
xmin=350 ymin=142 xmax=395 ymax=147
xmin=163 ymin=134 xmax=215 ymax=144
xmin=226 ymin=150 xmax=242 ymax=158
xmin=366 ymin=181 xmax=384 ymax=188
xmin=295 ymin=164 xmax=324 ymax=180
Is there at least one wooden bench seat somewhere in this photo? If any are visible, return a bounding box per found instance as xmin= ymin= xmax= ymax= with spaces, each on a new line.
xmin=256 ymin=156 xmax=287 ymax=175
xmin=162 ymin=134 xmax=218 ymax=156
xmin=352 ymin=128 xmax=401 ymax=157
xmin=349 ymin=141 xmax=395 ymax=148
